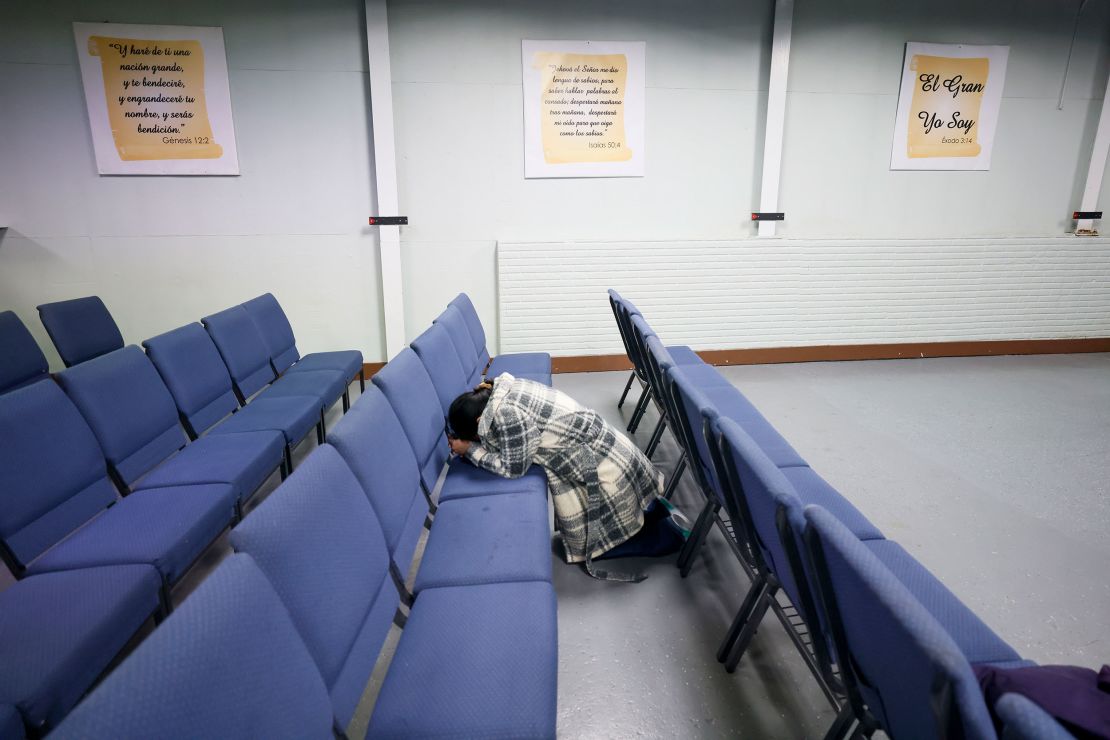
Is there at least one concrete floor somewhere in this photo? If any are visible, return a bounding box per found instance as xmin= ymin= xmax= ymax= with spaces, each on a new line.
xmin=3 ymin=354 xmax=1107 ymax=738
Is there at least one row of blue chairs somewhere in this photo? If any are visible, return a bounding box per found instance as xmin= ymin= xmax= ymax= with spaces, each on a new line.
xmin=1 ymin=293 xmax=364 ymax=398
xmin=0 ymin=296 xmax=365 ymax=737
xmin=608 ymin=289 xmax=1070 ymax=740
xmin=35 ymin=293 xmax=557 ymax=738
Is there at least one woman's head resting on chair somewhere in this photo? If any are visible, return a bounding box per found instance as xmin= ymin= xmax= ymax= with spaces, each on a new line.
xmin=448 ymin=381 xmax=493 ymax=442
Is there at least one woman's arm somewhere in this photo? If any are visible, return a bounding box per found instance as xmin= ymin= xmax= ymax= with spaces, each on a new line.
xmin=465 ymin=403 xmax=539 ymax=479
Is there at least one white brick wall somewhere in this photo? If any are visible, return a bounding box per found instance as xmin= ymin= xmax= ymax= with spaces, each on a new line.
xmin=497 ymin=238 xmax=1110 ymax=355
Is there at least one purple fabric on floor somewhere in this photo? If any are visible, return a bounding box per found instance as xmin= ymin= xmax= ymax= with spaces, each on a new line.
xmin=974 ymin=663 xmax=1110 ymax=739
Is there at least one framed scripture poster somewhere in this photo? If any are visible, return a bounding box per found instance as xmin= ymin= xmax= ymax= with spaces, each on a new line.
xmin=890 ymin=42 xmax=1009 ymax=171
xmin=73 ymin=22 xmax=240 ymax=175
xmin=522 ymin=40 xmax=645 ymax=178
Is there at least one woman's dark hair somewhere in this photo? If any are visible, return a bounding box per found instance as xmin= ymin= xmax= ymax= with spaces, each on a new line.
xmin=448 ymin=383 xmax=493 ymax=442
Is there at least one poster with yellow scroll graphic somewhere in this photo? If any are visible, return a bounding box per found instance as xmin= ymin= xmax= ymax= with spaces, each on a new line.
xmin=891 ymin=43 xmax=1008 ymax=171
xmin=74 ymin=23 xmax=239 ymax=175
xmin=523 ymin=40 xmax=645 ymax=178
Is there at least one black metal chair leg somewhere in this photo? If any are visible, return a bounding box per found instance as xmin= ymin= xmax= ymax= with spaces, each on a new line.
xmin=359 ymin=368 xmax=366 ymax=393
xmin=342 ymin=388 xmax=351 ymax=413
xmin=644 ymin=416 xmax=667 ymax=458
xmin=717 ymin=576 xmax=768 ymax=662
xmin=626 ymin=388 xmax=650 ymax=433
xmin=284 ymin=444 xmax=294 ymax=475
xmin=724 ymin=588 xmax=773 ymax=672
xmin=617 ymin=371 xmax=636 ymax=408
xmin=316 ymin=417 xmax=325 ymax=445
xmin=662 ymin=452 xmax=687 ymax=500
xmin=678 ymin=500 xmax=718 ymax=577
xmin=823 ymin=704 xmax=857 ymax=740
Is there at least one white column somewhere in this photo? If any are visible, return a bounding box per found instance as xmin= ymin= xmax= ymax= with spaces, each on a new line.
xmin=757 ymin=0 xmax=794 ymax=237
xmin=1076 ymin=71 xmax=1110 ymax=235
xmin=365 ymin=0 xmax=405 ymax=355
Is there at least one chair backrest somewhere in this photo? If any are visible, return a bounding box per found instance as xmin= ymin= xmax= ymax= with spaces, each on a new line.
xmin=607 ymin=290 xmax=637 ymax=366
xmin=803 ymin=505 xmax=997 ymax=740
xmin=202 ymin=306 xmax=277 ymax=400
xmin=660 ymin=360 xmax=722 ymax=500
xmin=143 ymin=323 xmax=241 ymax=438
xmin=55 ymin=346 xmax=187 ymax=487
xmin=328 ymin=386 xmax=427 ymax=573
xmin=448 ymin=292 xmax=490 ymax=366
xmin=715 ymin=418 xmax=805 ymax=596
xmin=36 ymin=297 xmax=124 ymax=368
xmin=434 ymin=305 xmax=483 ymax=386
xmin=371 ymin=348 xmax=449 ymax=491
xmin=229 ymin=445 xmax=399 ymax=728
xmin=411 ymin=322 xmax=469 ymax=416
xmin=621 ymin=301 xmax=650 ymax=375
xmin=996 ymin=693 xmax=1073 ymax=740
xmin=242 ymin=293 xmax=301 ymax=374
xmin=0 ymin=381 xmax=118 ymax=572
xmin=630 ymin=314 xmax=665 ymax=404
xmin=50 ymin=553 xmax=335 ymax=740
xmin=0 ymin=311 xmax=49 ymax=395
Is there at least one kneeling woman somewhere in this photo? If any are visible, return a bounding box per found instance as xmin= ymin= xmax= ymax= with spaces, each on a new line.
xmin=448 ymin=373 xmax=664 ymax=581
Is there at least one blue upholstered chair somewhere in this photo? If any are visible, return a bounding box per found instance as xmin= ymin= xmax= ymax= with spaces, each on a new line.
xmin=617 ymin=295 xmax=702 ymax=434
xmin=0 ymin=564 xmax=162 ymax=735
xmin=707 ymin=417 xmax=883 ymax=700
xmin=371 ymin=347 xmax=452 ymax=492
xmin=202 ymin=305 xmax=348 ymax=415
xmin=0 ymin=311 xmax=49 ymax=395
xmin=329 ymin=392 xmax=550 ymax=593
xmin=608 ymin=289 xmax=701 ymax=415
xmin=434 ymin=304 xmax=486 ymax=387
xmin=241 ymin=293 xmax=364 ymax=393
xmin=410 ymin=322 xmax=470 ymax=416
xmin=372 ymin=347 xmax=546 ymax=503
xmin=665 ymin=360 xmax=809 ymax=576
xmin=36 ymin=296 xmax=124 ymax=368
xmin=804 ymin=505 xmax=1023 ymax=740
xmin=996 ymin=693 xmax=1074 ymax=740
xmin=229 ymin=444 xmax=557 ymax=737
xmin=229 ymin=444 xmax=403 ymax=728
xmin=144 ymin=323 xmax=323 ymax=473
xmin=50 ymin=554 xmax=337 ymax=740
xmin=0 ymin=380 xmax=236 ymax=596
xmin=448 ymin=293 xmax=552 ymax=384
xmin=55 ymin=346 xmax=284 ymax=511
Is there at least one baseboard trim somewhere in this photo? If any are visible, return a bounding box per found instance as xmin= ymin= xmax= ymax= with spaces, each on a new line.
xmin=360 ymin=361 xmax=387 ymax=378
xmin=548 ymin=338 xmax=1110 ymax=374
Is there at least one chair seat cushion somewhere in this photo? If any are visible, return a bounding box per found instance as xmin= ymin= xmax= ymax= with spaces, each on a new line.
xmin=133 ymin=431 xmax=284 ymax=504
xmin=864 ymin=540 xmax=1022 ymax=665
xmin=487 ymin=352 xmax=551 ymax=378
xmin=702 ymin=385 xmax=807 ymax=468
xmin=665 ymin=345 xmax=704 ymax=366
xmin=284 ymin=350 xmax=363 ymax=380
xmin=27 ymin=483 xmax=237 ymax=584
xmin=369 ymin=581 xmax=557 ymax=739
xmin=414 ymin=492 xmax=552 ymax=592
xmin=438 ymin=457 xmax=548 ymax=503
xmin=208 ymin=396 xmax=320 ymax=447
xmin=263 ymin=370 xmax=347 ymax=410
xmin=676 ymin=363 xmax=736 ymax=388
xmin=0 ymin=564 xmax=162 ymax=731
xmin=512 ymin=371 xmax=553 ymax=386
xmin=781 ymin=467 xmax=883 ymax=541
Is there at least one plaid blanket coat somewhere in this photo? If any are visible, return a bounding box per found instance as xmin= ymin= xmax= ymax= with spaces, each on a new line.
xmin=465 ymin=373 xmax=663 ymax=566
